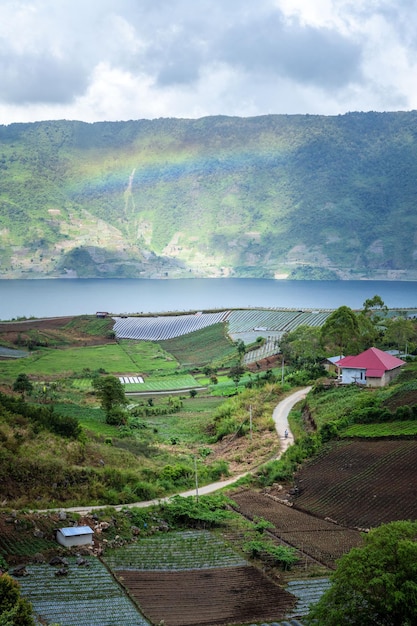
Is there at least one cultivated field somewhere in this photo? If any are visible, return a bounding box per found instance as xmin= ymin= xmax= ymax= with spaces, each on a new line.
xmin=230 ymin=490 xmax=363 ymax=569
xmin=118 ymin=566 xmax=296 ymax=626
xmin=286 ymin=439 xmax=417 ymax=528
xmin=104 ymin=530 xmax=297 ymax=626
xmin=13 ymin=557 xmax=150 ymax=626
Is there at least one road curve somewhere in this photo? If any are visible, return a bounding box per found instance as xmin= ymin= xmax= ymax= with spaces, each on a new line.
xmin=58 ymin=386 xmax=312 ymax=516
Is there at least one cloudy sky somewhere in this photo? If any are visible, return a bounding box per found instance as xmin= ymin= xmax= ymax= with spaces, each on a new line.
xmin=0 ymin=0 xmax=416 ymax=124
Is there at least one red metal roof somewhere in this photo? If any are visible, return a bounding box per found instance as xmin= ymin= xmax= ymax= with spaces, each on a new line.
xmin=336 ymin=347 xmax=405 ymax=377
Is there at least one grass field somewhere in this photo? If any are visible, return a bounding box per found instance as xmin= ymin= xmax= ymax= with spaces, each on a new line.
xmin=0 ymin=341 xmax=179 ymax=380
xmin=138 ymin=396 xmax=224 ymax=444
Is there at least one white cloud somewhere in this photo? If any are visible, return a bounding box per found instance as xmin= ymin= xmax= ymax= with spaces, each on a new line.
xmin=0 ymin=0 xmax=416 ymax=123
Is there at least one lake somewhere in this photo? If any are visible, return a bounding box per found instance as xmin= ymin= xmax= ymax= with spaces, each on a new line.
xmin=1 ymin=278 xmax=417 ymax=320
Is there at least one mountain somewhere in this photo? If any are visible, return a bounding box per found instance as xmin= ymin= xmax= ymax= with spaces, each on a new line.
xmin=1 ymin=112 xmax=417 ymax=280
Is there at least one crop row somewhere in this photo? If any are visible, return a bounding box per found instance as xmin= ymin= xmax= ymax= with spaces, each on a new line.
xmin=103 ymin=529 xmax=247 ymax=571
xmin=286 ymin=579 xmax=331 ymax=617
xmin=227 ymin=309 xmax=330 ymax=334
xmin=292 ymin=440 xmax=417 ymax=528
xmin=0 ymin=536 xmax=55 ymax=556
xmin=244 ymin=337 xmax=280 ymax=364
xmin=231 ymin=490 xmax=362 ymax=568
xmin=113 ymin=311 xmax=229 ymax=340
xmin=13 ymin=557 xmax=150 ymax=626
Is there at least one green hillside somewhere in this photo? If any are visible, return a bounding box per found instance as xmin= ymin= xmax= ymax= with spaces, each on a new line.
xmin=2 ymin=112 xmax=417 ymax=279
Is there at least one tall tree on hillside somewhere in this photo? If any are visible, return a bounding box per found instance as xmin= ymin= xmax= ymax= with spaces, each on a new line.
xmin=12 ymin=373 xmax=33 ymax=399
xmin=320 ymin=306 xmax=359 ymax=356
xmin=306 ymin=520 xmax=417 ymax=626
xmin=363 ymin=294 xmax=388 ymax=320
xmin=280 ymin=325 xmax=322 ymax=366
xmin=92 ymin=376 xmax=126 ymax=423
xmin=384 ymin=316 xmax=417 ymax=353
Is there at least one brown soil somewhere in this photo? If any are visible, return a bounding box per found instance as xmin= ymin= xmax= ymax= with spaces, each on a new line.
xmin=0 ymin=316 xmax=114 ymax=350
xmin=230 ymin=489 xmax=363 ymax=570
xmin=117 ymin=566 xmax=296 ymax=626
xmin=284 ymin=439 xmax=417 ymax=529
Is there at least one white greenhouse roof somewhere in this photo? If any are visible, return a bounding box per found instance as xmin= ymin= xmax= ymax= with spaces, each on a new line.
xmin=58 ymin=526 xmax=93 ymax=537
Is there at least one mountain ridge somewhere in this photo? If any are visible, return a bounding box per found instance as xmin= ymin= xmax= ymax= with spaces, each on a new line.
xmin=1 ymin=111 xmax=417 ymax=280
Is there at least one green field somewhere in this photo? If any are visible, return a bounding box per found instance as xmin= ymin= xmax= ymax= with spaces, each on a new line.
xmin=160 ymin=323 xmax=237 ymax=368
xmin=0 ymin=341 xmax=178 ymax=379
xmin=342 ymin=421 xmax=417 ymax=437
xmin=139 ymin=396 xmax=224 ymax=444
xmin=123 ymin=374 xmax=200 ymax=392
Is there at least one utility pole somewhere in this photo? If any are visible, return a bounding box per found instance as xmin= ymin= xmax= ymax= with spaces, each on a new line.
xmin=249 ymin=405 xmax=253 ymax=440
xmin=281 ymin=357 xmax=285 ymax=384
xmin=194 ymin=456 xmax=199 ymax=502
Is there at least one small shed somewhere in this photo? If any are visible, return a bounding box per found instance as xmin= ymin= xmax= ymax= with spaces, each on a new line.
xmin=56 ymin=526 xmax=93 ymax=548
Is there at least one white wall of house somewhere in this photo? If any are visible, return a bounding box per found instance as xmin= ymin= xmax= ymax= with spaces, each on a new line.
xmin=56 ymin=527 xmax=93 ymax=548
xmin=340 ymin=367 xmax=366 ymax=385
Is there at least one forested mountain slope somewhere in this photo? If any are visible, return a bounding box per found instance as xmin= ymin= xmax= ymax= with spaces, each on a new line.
xmin=1 ymin=111 xmax=417 ymax=280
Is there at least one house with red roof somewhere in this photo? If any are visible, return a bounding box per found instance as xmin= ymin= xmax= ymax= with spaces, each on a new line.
xmin=336 ymin=347 xmax=406 ymax=387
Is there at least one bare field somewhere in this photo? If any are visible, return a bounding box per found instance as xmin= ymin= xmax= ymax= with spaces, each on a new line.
xmin=117 ymin=566 xmax=296 ymax=626
xmin=287 ymin=439 xmax=417 ymax=528
xmin=231 ymin=490 xmax=362 ymax=569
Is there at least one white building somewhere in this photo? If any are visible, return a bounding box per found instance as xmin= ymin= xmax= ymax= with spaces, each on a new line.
xmin=56 ymin=526 xmax=93 ymax=548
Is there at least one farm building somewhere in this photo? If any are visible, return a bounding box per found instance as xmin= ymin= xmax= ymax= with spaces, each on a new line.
xmin=321 ymin=355 xmax=344 ymax=374
xmin=56 ymin=526 xmax=93 ymax=548
xmin=336 ymin=347 xmax=406 ymax=387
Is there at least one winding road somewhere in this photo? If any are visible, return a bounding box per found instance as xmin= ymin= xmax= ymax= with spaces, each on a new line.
xmin=63 ymin=386 xmax=312 ymax=515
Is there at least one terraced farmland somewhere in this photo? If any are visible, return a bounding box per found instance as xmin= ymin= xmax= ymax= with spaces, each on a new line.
xmin=104 ymin=530 xmax=298 ymax=626
xmin=288 ymin=439 xmax=417 ymax=529
xmin=118 ymin=566 xmax=297 ymax=626
xmin=112 ymin=309 xmax=332 ymax=346
xmin=13 ymin=557 xmax=150 ymax=626
xmin=231 ymin=490 xmax=363 ymax=569
xmin=227 ymin=309 xmax=331 ymax=344
xmin=113 ymin=311 xmax=229 ymax=340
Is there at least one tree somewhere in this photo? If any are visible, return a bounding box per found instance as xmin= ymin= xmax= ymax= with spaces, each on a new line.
xmin=320 ymin=305 xmax=359 ymax=355
xmin=92 ymin=376 xmax=126 ymax=419
xmin=228 ymin=365 xmax=245 ymax=386
xmin=363 ymin=294 xmax=388 ymax=320
xmin=280 ymin=325 xmax=322 ymax=366
xmin=12 ymin=374 xmax=33 ymax=399
xmin=0 ymin=573 xmax=35 ymax=625
xmin=306 ymin=520 xmax=417 ymax=626
xmin=384 ymin=317 xmax=417 ymax=353
xmin=235 ymin=339 xmax=246 ymax=359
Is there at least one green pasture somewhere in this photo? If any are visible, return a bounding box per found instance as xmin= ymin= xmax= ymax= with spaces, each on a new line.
xmin=0 ymin=340 xmax=179 ymax=380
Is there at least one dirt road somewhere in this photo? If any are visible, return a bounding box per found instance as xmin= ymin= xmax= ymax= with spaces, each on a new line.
xmin=61 ymin=386 xmax=311 ymax=515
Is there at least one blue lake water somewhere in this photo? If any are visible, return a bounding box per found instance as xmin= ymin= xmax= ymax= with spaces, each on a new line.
xmin=1 ymin=278 xmax=417 ymax=320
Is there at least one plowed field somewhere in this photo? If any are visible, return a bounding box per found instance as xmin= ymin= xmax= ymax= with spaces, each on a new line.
xmin=231 ymin=490 xmax=362 ymax=569
xmin=117 ymin=566 xmax=296 ymax=626
xmin=287 ymin=439 xmax=417 ymax=528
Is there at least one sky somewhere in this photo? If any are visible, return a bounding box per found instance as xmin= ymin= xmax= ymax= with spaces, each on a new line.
xmin=0 ymin=0 xmax=416 ymax=124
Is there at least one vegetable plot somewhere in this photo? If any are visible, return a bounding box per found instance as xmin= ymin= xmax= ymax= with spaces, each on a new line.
xmin=14 ymin=557 xmax=150 ymax=626
xmin=290 ymin=439 xmax=417 ymax=528
xmin=231 ymin=490 xmax=363 ymax=569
